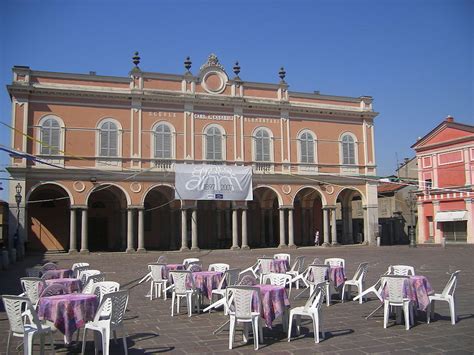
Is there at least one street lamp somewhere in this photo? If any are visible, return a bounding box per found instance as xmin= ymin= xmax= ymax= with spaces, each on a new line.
xmin=14 ymin=183 xmax=23 ymax=258
xmin=407 ymin=190 xmax=417 ymax=248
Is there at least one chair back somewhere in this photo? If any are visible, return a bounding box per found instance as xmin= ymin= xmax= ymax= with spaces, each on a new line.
xmin=258 ymin=258 xmax=274 ymax=274
xmin=80 ymin=270 xmax=101 ymax=285
xmin=157 ymin=255 xmax=168 ymax=263
xmin=303 ymin=283 xmax=326 ymax=312
xmin=82 ymin=273 xmax=106 ymax=294
xmin=149 ymin=264 xmax=167 ymax=281
xmin=324 ymin=258 xmax=345 ymax=269
xmin=41 ymin=270 xmax=60 ymax=280
xmin=2 ymin=295 xmax=44 ymax=334
xmin=441 ymin=270 xmax=460 ymax=298
xmin=170 ymin=270 xmax=194 ymax=295
xmin=263 ymin=273 xmax=291 ymax=287
xmin=183 ymin=258 xmax=200 ymax=268
xmin=238 ymin=274 xmax=258 ymax=286
xmin=73 ymin=265 xmax=90 ymax=279
xmin=307 ymin=265 xmax=329 ymax=286
xmin=71 ymin=262 xmax=89 ymax=271
xmin=226 ymin=268 xmax=241 ymax=287
xmin=94 ymin=290 xmax=129 ymax=328
xmin=40 ymin=284 xmax=67 ymax=297
xmin=93 ymin=281 xmax=120 ymax=317
xmin=274 ymin=253 xmax=291 ymax=264
xmin=389 ymin=265 xmax=415 ymax=276
xmin=289 ymin=256 xmax=305 ymax=273
xmin=25 ymin=268 xmax=42 ymax=278
xmin=208 ymin=263 xmax=230 ymax=272
xmin=226 ymin=286 xmax=261 ymax=319
xmin=20 ymin=277 xmax=46 ymax=305
xmin=382 ymin=275 xmax=409 ymax=303
xmin=312 ymin=257 xmax=322 ymax=265
xmin=353 ymin=262 xmax=369 ymax=282
xmin=41 ymin=262 xmax=58 ymax=272
xmin=187 ymin=263 xmax=202 ymax=272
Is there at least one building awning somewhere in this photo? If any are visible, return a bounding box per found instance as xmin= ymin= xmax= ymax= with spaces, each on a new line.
xmin=435 ymin=211 xmax=468 ymax=222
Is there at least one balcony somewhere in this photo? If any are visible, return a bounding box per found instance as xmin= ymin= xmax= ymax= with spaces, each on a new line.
xmin=253 ymin=162 xmax=274 ymax=174
xmin=153 ymin=159 xmax=174 ymax=172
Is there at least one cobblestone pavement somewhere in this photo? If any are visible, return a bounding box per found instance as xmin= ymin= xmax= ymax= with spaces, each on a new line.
xmin=1 ymin=245 xmax=473 ymax=354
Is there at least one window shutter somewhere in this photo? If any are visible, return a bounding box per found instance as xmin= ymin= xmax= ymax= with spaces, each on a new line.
xmin=50 ymin=127 xmax=60 ymax=155
xmin=255 ymin=135 xmax=263 ymax=161
xmin=163 ymin=131 xmax=171 ymax=158
xmin=109 ymin=129 xmax=118 ymax=157
xmin=100 ymin=129 xmax=108 ymax=156
xmin=41 ymin=127 xmax=51 ymax=155
xmin=206 ymin=133 xmax=213 ymax=160
xmin=307 ymin=139 xmax=314 ymax=163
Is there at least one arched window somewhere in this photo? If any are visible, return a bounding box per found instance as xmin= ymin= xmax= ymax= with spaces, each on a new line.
xmin=154 ymin=123 xmax=173 ymax=159
xmin=40 ymin=117 xmax=61 ymax=155
xmin=299 ymin=131 xmax=315 ymax=163
xmin=205 ymin=126 xmax=223 ymax=160
xmin=254 ymin=128 xmax=272 ymax=162
xmin=99 ymin=121 xmax=118 ymax=157
xmin=341 ymin=134 xmax=356 ymax=165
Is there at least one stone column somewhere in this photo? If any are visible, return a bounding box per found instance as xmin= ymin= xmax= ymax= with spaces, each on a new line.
xmin=347 ymin=206 xmax=353 ymax=243
xmin=169 ymin=209 xmax=177 ymax=250
xmin=278 ymin=208 xmax=286 ymax=248
xmin=268 ymin=209 xmax=274 ymax=246
xmin=465 ymin=198 xmax=473 ymax=244
xmin=241 ymin=207 xmax=249 ymax=250
xmin=69 ymin=207 xmax=78 ymax=254
xmin=80 ymin=208 xmax=89 ymax=254
xmin=260 ymin=209 xmax=266 ymax=247
xmin=137 ymin=207 xmax=145 ymax=253
xmin=231 ymin=208 xmax=239 ymax=250
xmin=126 ymin=208 xmax=135 ymax=253
xmin=288 ymin=208 xmax=295 ymax=248
xmin=331 ymin=208 xmax=338 ymax=245
xmin=416 ymin=201 xmax=425 ymax=244
xmin=308 ymin=208 xmax=314 ymax=245
xmin=191 ymin=208 xmax=199 ymax=251
xmin=180 ymin=208 xmax=189 ymax=251
xmin=322 ymin=208 xmax=330 ymax=247
xmin=432 ymin=201 xmax=442 ymax=244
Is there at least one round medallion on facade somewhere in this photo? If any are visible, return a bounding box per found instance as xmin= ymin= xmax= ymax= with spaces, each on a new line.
xmin=130 ymin=182 xmax=142 ymax=193
xmin=323 ymin=185 xmax=334 ymax=195
xmin=73 ymin=181 xmax=85 ymax=192
xmin=202 ymin=71 xmax=226 ymax=94
xmin=282 ymin=185 xmax=292 ymax=195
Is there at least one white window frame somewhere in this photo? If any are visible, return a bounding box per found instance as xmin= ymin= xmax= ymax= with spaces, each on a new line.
xmin=203 ymin=124 xmax=226 ymax=162
xmin=253 ymin=127 xmax=274 ymax=163
xmin=152 ymin=121 xmax=175 ymax=160
xmin=297 ymin=129 xmax=318 ymax=173
xmin=339 ymin=132 xmax=358 ymax=174
xmin=96 ymin=118 xmax=122 ymax=169
xmin=36 ymin=115 xmax=65 ymax=168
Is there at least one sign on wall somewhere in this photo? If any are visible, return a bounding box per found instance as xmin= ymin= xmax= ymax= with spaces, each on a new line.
xmin=175 ymin=164 xmax=253 ymax=201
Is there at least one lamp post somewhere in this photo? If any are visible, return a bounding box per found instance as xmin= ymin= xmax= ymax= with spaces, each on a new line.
xmin=14 ymin=183 xmax=23 ymax=258
xmin=407 ymin=190 xmax=417 ymax=248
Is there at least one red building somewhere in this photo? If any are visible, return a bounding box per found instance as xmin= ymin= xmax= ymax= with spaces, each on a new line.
xmin=412 ymin=116 xmax=473 ymax=244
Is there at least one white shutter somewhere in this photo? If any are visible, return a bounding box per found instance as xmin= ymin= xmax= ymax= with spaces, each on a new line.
xmin=307 ymin=139 xmax=314 ymax=163
xmin=41 ymin=127 xmax=51 ymax=155
xmin=255 ymin=135 xmax=263 ymax=161
xmin=109 ymin=128 xmax=118 ymax=157
xmin=50 ymin=127 xmax=60 ymax=155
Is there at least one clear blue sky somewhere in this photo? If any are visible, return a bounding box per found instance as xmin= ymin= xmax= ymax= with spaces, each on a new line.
xmin=0 ymin=0 xmax=472 ymax=200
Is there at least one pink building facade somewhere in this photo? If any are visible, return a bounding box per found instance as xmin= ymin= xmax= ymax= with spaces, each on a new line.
xmin=6 ymin=54 xmax=380 ymax=253
xmin=413 ymin=117 xmax=474 ymax=244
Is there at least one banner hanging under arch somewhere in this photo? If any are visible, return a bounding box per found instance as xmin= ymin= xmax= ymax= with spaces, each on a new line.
xmin=174 ymin=164 xmax=253 ymax=201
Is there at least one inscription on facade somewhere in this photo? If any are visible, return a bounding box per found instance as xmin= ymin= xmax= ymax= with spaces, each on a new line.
xmin=147 ymin=111 xmax=280 ymax=123
xmin=148 ymin=111 xmax=177 ymax=118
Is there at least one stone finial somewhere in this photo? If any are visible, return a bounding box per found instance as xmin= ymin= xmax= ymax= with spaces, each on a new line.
xmin=446 ymin=115 xmax=454 ymax=122
xmin=184 ymin=56 xmax=192 ymax=72
xmin=279 ymin=67 xmax=286 ymax=83
xmin=233 ymin=61 xmax=241 ymax=78
xmin=132 ymin=52 xmax=141 ymax=67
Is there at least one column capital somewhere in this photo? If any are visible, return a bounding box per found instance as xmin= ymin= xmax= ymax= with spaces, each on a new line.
xmin=322 ymin=205 xmax=337 ymax=210
xmin=128 ymin=205 xmax=143 ymax=210
xmin=464 ymin=198 xmax=473 ymax=203
xmin=72 ymin=204 xmax=88 ymax=209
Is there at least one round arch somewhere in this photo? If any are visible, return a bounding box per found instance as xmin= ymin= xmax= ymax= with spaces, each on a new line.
xmin=292 ymin=185 xmax=327 ymax=206
xmin=335 ymin=187 xmax=366 ymax=245
xmin=85 ymin=183 xmax=131 ymax=206
xmin=27 ymin=181 xmax=74 ymax=205
xmin=253 ymin=184 xmax=283 ymax=206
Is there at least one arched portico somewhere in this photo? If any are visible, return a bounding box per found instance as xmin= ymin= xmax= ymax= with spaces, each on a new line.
xmin=293 ymin=187 xmax=324 ymax=246
xmin=336 ymin=188 xmax=366 ymax=244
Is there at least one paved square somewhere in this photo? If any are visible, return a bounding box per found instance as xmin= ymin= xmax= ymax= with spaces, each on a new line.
xmin=1 ymin=245 xmax=473 ymax=354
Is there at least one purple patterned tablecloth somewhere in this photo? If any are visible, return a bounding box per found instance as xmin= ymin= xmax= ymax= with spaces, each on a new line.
xmin=271 ymin=259 xmax=290 ymax=273
xmin=381 ymin=275 xmax=434 ymax=311
xmin=191 ymin=271 xmax=224 ymax=300
xmin=254 ymin=284 xmax=290 ymax=329
xmin=38 ymin=278 xmax=82 ymax=295
xmin=42 ymin=269 xmax=73 ymax=279
xmin=329 ymin=266 xmax=346 ymax=288
xmin=37 ymin=293 xmax=98 ymax=343
xmin=164 ymin=264 xmax=185 ymax=282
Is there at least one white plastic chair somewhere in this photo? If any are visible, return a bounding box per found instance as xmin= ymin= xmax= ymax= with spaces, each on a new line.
xmin=203 ymin=268 xmax=241 ymax=314
xmin=183 ymin=258 xmax=200 ymax=268
xmin=2 ymin=295 xmax=55 ymax=355
xmin=288 ymin=283 xmax=326 ymax=343
xmin=149 ymin=264 xmax=168 ymax=300
xmin=72 ymin=262 xmax=89 ymax=272
xmin=20 ymin=277 xmax=46 ymax=307
xmin=208 ymin=263 xmax=230 ymax=272
xmin=170 ymin=270 xmax=201 ymax=317
xmin=324 ymin=258 xmax=345 ymax=269
xmin=82 ymin=273 xmax=106 ymax=294
xmin=353 ymin=270 xmax=389 ymax=302
xmin=382 ymin=275 xmax=414 ymax=330
xmin=226 ymin=286 xmax=264 ymax=350
xmin=427 ymin=270 xmax=460 ymax=325
xmin=389 ymin=265 xmax=415 ymax=276
xmin=274 ymin=253 xmax=291 ymax=265
xmin=342 ymin=262 xmax=369 ymax=304
xmin=73 ymin=265 xmax=90 ymax=279
xmin=92 ymin=281 xmax=121 ymax=319
xmin=25 ymin=268 xmax=42 ymax=278
xmin=41 ymin=262 xmax=58 ymax=272
xmin=40 ymin=283 xmax=67 ymax=298
xmin=81 ymin=290 xmax=129 ymax=355
xmin=239 ymin=261 xmax=260 ymax=279
xmin=80 ymin=270 xmax=101 ymax=285
xmin=257 ymin=258 xmax=274 ymax=283
xmin=263 ymin=273 xmax=293 ymax=296
xmin=287 ymin=256 xmax=306 ymax=289
xmin=307 ymin=265 xmax=331 ymax=306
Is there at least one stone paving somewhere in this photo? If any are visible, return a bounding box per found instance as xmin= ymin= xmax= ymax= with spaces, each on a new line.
xmin=1 ymin=245 xmax=473 ymax=354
